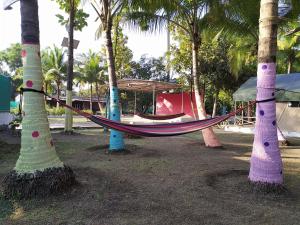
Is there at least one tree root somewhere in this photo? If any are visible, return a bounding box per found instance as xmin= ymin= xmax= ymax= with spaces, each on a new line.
xmin=2 ymin=166 xmax=76 ymax=199
xmin=248 ymin=180 xmax=287 ymax=195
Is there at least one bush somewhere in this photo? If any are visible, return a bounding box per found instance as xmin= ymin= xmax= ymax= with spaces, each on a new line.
xmin=46 ymin=106 xmax=65 ymax=116
xmin=10 ymin=108 xmax=20 ymax=115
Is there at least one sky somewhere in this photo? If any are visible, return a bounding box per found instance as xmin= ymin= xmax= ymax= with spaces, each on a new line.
xmin=0 ymin=1 xmax=168 ymax=61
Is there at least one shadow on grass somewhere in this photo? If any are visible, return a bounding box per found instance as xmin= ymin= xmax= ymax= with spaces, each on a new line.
xmin=0 ymin=193 xmax=13 ymax=221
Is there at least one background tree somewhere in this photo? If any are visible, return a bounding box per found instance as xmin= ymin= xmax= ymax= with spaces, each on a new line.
xmin=2 ymin=0 xmax=75 ymax=199
xmin=76 ymin=50 xmax=104 ymax=112
xmin=277 ymin=21 xmax=300 ymax=74
xmin=111 ymin=17 xmax=134 ymax=79
xmin=0 ymin=43 xmax=22 ymax=73
xmin=0 ymin=43 xmax=23 ymax=98
xmin=54 ymin=0 xmax=89 ymax=133
xmin=43 ymin=45 xmax=67 ymax=108
xmin=91 ymin=0 xmax=131 ymax=151
xmin=127 ymin=0 xmax=225 ymax=147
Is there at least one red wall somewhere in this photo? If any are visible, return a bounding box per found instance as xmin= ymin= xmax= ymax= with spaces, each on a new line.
xmin=156 ymin=92 xmax=198 ymax=118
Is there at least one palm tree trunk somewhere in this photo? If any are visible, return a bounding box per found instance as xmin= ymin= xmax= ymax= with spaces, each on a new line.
xmin=192 ymin=41 xmax=221 ymax=147
xmin=249 ymin=0 xmax=283 ymax=186
xmin=2 ymin=0 xmax=75 ymax=199
xmin=287 ymin=58 xmax=292 ymax=74
xmin=90 ymin=83 xmax=93 ymax=112
xmin=105 ymin=17 xmax=124 ymax=151
xmin=56 ymin=81 xmax=60 ymax=109
xmin=64 ymin=0 xmax=75 ymax=133
xmin=95 ymin=82 xmax=103 ymax=114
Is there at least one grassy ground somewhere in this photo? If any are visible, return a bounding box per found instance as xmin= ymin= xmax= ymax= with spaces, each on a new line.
xmin=0 ymin=129 xmax=300 ymax=225
xmin=48 ymin=117 xmax=90 ymax=124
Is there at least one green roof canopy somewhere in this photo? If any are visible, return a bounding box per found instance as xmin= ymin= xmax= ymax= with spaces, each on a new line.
xmin=233 ymin=73 xmax=300 ymax=102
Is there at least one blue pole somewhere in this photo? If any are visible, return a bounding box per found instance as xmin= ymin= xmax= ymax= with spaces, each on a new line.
xmin=109 ymin=87 xmax=124 ymax=151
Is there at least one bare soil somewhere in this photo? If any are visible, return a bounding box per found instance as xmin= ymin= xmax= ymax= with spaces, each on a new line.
xmin=0 ymin=129 xmax=300 ymax=225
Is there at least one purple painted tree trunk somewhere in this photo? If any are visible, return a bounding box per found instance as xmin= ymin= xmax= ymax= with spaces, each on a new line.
xmin=249 ymin=0 xmax=283 ymax=185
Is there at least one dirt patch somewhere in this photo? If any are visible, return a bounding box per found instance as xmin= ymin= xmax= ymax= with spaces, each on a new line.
xmin=0 ymin=130 xmax=300 ymax=225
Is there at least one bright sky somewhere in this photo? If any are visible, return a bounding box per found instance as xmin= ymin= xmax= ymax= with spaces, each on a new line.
xmin=0 ymin=1 xmax=168 ymax=60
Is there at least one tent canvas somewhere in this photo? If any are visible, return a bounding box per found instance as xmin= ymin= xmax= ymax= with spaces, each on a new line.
xmin=233 ymin=73 xmax=300 ymax=102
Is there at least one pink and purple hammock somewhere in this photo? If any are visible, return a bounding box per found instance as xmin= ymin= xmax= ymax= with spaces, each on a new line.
xmin=21 ymin=88 xmax=264 ymax=137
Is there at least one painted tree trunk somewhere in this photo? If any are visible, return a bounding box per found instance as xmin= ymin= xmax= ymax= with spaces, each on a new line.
xmin=249 ymin=0 xmax=283 ymax=185
xmin=17 ymin=44 xmax=64 ymax=171
xmin=105 ymin=18 xmax=124 ymax=151
xmin=192 ymin=42 xmax=222 ymax=147
xmin=2 ymin=0 xmax=74 ymax=199
xmin=65 ymin=1 xmax=75 ymax=132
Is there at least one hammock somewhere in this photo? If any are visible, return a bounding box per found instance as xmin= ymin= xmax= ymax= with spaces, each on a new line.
xmin=21 ymin=88 xmax=269 ymax=137
xmin=54 ymin=96 xmax=246 ymax=137
xmin=136 ymin=112 xmax=185 ymax=120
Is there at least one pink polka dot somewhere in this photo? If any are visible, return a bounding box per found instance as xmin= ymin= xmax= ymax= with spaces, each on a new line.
xmin=32 ymin=131 xmax=39 ymax=138
xmin=21 ymin=50 xmax=26 ymax=57
xmin=26 ymin=80 xmax=33 ymax=87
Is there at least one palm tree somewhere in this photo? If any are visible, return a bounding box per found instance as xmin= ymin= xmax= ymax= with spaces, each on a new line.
xmin=43 ymin=46 xmax=67 ymax=108
xmin=127 ymin=0 xmax=223 ymax=147
xmin=249 ymin=0 xmax=283 ymax=187
xmin=90 ymin=0 xmax=127 ymax=151
xmin=2 ymin=0 xmax=75 ymax=199
xmin=77 ymin=50 xmax=104 ymax=112
xmin=54 ymin=0 xmax=89 ymax=133
xmin=278 ymin=25 xmax=300 ymax=73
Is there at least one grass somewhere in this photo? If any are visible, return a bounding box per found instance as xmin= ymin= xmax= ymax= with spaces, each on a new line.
xmin=0 ymin=129 xmax=300 ymax=225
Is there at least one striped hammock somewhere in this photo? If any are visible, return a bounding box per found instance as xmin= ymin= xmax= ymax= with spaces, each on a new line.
xmin=19 ymin=88 xmax=275 ymax=137
xmin=54 ymin=96 xmax=246 ymax=137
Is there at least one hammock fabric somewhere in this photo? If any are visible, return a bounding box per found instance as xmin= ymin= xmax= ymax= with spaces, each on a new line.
xmin=21 ymin=88 xmax=270 ymax=137
xmin=51 ymin=95 xmax=249 ymax=137
xmin=136 ymin=112 xmax=185 ymax=120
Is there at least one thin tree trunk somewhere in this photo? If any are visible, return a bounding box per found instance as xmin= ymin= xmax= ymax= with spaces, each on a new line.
xmin=3 ymin=0 xmax=74 ymax=199
xmin=105 ymin=16 xmax=124 ymax=151
xmin=65 ymin=0 xmax=75 ymax=132
xmin=192 ymin=40 xmax=221 ymax=147
xmin=212 ymin=91 xmax=218 ymax=118
xmin=248 ymin=101 xmax=252 ymax=122
xmin=287 ymin=58 xmax=292 ymax=74
xmin=90 ymin=83 xmax=93 ymax=112
xmin=56 ymin=81 xmax=60 ymax=109
xmin=249 ymin=0 xmax=283 ymax=185
xmin=95 ymin=82 xmax=103 ymax=113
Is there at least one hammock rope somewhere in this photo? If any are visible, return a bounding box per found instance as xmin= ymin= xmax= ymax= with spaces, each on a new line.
xmin=20 ymin=88 xmax=274 ymax=137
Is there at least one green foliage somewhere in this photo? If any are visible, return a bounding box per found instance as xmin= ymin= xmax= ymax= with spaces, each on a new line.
xmin=42 ymin=45 xmax=67 ymax=95
xmin=129 ymin=56 xmax=168 ymax=81
xmin=53 ymin=0 xmax=89 ymax=31
xmin=76 ymin=50 xmax=106 ymax=85
xmin=0 ymin=43 xmax=22 ymax=73
xmin=277 ymin=21 xmax=300 ymax=74
xmin=46 ymin=106 xmax=65 ymax=115
xmin=112 ymin=17 xmax=134 ymax=79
